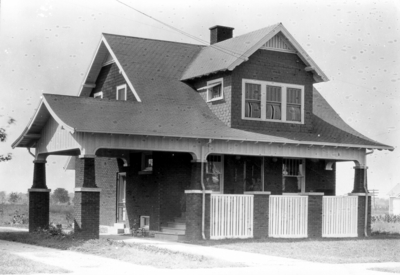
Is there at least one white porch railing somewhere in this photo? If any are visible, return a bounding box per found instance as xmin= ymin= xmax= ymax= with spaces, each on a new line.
xmin=210 ymin=194 xmax=254 ymax=240
xmin=269 ymin=195 xmax=308 ymax=238
xmin=322 ymin=196 xmax=358 ymax=237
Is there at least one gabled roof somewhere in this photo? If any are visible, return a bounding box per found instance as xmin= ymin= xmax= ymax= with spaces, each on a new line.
xmin=13 ymin=27 xmax=393 ymax=151
xmin=388 ymin=183 xmax=400 ymax=197
xmin=181 ymin=23 xmax=328 ymax=82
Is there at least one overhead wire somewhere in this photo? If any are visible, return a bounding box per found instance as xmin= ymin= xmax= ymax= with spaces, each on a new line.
xmin=116 ymin=0 xmax=248 ymax=61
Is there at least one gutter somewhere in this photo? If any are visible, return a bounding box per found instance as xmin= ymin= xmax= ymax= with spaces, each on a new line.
xmin=364 ymin=149 xmax=374 ymax=237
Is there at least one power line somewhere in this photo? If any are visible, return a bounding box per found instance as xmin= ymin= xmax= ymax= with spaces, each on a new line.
xmin=115 ymin=0 xmax=248 ymax=61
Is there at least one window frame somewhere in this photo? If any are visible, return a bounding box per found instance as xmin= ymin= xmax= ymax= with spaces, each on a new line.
xmin=93 ymin=91 xmax=103 ymax=99
xmin=205 ymin=78 xmax=224 ymax=102
xmin=241 ymin=79 xmax=304 ymax=124
xmin=282 ymin=158 xmax=306 ymax=193
xmin=116 ymin=84 xmax=127 ymax=101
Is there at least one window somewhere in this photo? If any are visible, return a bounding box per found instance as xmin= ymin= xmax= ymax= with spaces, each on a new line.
xmin=242 ymin=79 xmax=304 ymax=123
xmin=140 ymin=216 xmax=150 ymax=230
xmin=205 ymin=155 xmax=224 ymax=193
xmin=116 ymin=84 xmax=127 ymax=101
xmin=139 ymin=152 xmax=153 ymax=174
xmin=282 ymin=158 xmax=305 ymax=193
xmin=197 ymin=78 xmax=224 ymax=102
xmin=93 ymin=91 xmax=103 ymax=99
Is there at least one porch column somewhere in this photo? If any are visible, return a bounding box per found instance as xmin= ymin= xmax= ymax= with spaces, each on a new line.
xmin=349 ymin=193 xmax=372 ymax=237
xmin=352 ymin=166 xmax=367 ymax=193
xmin=307 ymin=193 xmax=324 ymax=238
xmin=74 ymin=156 xmax=101 ymax=239
xmin=28 ymin=160 xmax=51 ymax=232
xmin=186 ymin=160 xmax=210 ymax=240
xmin=245 ymin=192 xmax=270 ymax=238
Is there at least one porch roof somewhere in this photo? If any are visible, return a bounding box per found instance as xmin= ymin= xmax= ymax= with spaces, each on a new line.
xmin=12 ymin=92 xmax=393 ymax=151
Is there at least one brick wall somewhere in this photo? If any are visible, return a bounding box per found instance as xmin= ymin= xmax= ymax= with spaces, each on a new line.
xmin=231 ymin=50 xmax=315 ymax=133
xmin=357 ymin=195 xmax=372 ymax=236
xmin=305 ymin=160 xmax=336 ymax=195
xmin=125 ymin=152 xmax=192 ymax=231
xmin=264 ymin=157 xmax=283 ymax=194
xmin=308 ymin=195 xmax=323 ymax=238
xmin=29 ymin=191 xmax=50 ymax=232
xmin=75 ymin=158 xmax=96 ymax=188
xmin=74 ymin=191 xmax=100 ymax=239
xmin=253 ymin=194 xmax=269 ymax=238
xmin=185 ymin=192 xmax=211 ymax=240
xmin=89 ymin=63 xmax=137 ymax=101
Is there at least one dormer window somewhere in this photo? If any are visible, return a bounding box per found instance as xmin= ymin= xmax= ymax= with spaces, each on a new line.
xmin=93 ymin=91 xmax=103 ymax=99
xmin=242 ymin=79 xmax=304 ymax=123
xmin=198 ymin=78 xmax=224 ymax=102
xmin=116 ymin=84 xmax=127 ymax=101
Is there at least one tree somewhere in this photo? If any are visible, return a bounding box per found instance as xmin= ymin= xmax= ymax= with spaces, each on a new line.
xmin=8 ymin=192 xmax=21 ymax=204
xmin=0 ymin=117 xmax=16 ymax=162
xmin=51 ymin=188 xmax=70 ymax=204
xmin=0 ymin=191 xmax=6 ymax=204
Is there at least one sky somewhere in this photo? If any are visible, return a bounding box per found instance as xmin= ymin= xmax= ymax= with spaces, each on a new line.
xmin=0 ymin=0 xmax=399 ymax=197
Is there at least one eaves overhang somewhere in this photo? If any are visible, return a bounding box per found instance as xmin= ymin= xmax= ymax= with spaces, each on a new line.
xmin=11 ymin=97 xmax=75 ymax=149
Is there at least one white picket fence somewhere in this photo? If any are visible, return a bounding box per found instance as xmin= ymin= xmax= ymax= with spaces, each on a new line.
xmin=269 ymin=195 xmax=308 ymax=238
xmin=210 ymin=194 xmax=254 ymax=240
xmin=322 ymin=196 xmax=358 ymax=237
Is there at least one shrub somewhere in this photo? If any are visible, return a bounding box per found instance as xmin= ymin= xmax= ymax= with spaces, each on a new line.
xmin=372 ymin=214 xmax=400 ymax=223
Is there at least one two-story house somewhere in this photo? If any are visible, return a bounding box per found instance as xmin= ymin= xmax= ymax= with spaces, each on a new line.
xmin=12 ymin=23 xmax=393 ymax=240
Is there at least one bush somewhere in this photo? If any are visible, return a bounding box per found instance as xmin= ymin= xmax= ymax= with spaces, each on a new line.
xmin=10 ymin=210 xmax=28 ymax=225
xmin=372 ymin=214 xmax=400 ymax=223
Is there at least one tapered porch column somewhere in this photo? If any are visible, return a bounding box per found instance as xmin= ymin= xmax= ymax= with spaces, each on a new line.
xmin=352 ymin=166 xmax=368 ymax=193
xmin=28 ymin=159 xmax=51 ymax=232
xmin=74 ymin=156 xmax=101 ymax=239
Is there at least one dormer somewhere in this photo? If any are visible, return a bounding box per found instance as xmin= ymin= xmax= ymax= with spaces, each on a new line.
xmin=183 ymin=23 xmax=328 ymax=133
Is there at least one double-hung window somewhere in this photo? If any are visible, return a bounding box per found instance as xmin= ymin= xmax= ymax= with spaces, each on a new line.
xmin=242 ymin=79 xmax=304 ymax=123
xmin=116 ymin=84 xmax=127 ymax=101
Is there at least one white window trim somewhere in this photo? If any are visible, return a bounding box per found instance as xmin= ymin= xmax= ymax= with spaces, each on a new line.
xmin=93 ymin=91 xmax=103 ymax=99
xmin=282 ymin=158 xmax=306 ymax=193
xmin=241 ymin=79 xmax=304 ymax=124
xmin=203 ymin=78 xmax=224 ymax=102
xmin=116 ymin=84 xmax=127 ymax=101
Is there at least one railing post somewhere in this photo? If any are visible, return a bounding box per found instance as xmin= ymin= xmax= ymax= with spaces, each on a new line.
xmin=245 ymin=192 xmax=270 ymax=238
xmin=307 ymin=193 xmax=324 ymax=238
xmin=349 ymin=193 xmax=371 ymax=237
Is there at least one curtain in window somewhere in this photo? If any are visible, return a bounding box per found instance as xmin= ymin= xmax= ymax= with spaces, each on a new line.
xmin=245 ymin=83 xmax=261 ymax=118
xmin=287 ymin=88 xmax=301 ymax=122
xmin=266 ymin=85 xmax=282 ymax=120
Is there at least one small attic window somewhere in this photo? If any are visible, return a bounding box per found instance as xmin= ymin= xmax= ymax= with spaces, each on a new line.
xmin=94 ymin=91 xmax=103 ymax=99
xmin=198 ymin=78 xmax=224 ymax=102
xmin=116 ymin=84 xmax=127 ymax=101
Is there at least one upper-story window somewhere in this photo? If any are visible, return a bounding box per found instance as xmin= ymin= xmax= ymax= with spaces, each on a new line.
xmin=242 ymin=79 xmax=304 ymax=123
xmin=198 ymin=78 xmax=224 ymax=102
xmin=116 ymin=84 xmax=127 ymax=101
xmin=93 ymin=91 xmax=103 ymax=99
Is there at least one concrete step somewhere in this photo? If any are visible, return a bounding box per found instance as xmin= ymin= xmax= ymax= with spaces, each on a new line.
xmin=161 ymin=227 xmax=185 ymax=235
xmin=174 ymin=218 xmax=186 ymax=223
xmin=167 ymin=222 xmax=186 ymax=229
xmin=154 ymin=232 xmax=186 ymax=241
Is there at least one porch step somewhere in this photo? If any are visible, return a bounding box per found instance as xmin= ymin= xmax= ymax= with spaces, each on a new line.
xmin=154 ymin=232 xmax=186 ymax=241
xmin=174 ymin=218 xmax=186 ymax=223
xmin=161 ymin=226 xmax=185 ymax=235
xmin=167 ymin=222 xmax=186 ymax=229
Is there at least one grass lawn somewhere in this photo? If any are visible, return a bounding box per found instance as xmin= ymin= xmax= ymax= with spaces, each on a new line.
xmin=204 ymin=235 xmax=400 ymax=264
xmin=0 ymin=231 xmax=243 ymax=269
xmin=0 ymin=252 xmax=70 ymax=274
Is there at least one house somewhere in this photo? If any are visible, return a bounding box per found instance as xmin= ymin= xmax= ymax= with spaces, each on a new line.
xmin=388 ymin=183 xmax=400 ymax=215
xmin=12 ymin=23 xmax=393 ymax=240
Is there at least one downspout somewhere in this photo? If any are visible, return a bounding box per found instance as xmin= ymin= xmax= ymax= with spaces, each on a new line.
xmin=364 ymin=149 xmax=374 ymax=237
xmin=200 ymin=139 xmax=212 ymax=240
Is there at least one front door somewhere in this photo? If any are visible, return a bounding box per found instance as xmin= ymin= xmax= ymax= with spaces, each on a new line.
xmin=116 ymin=173 xmax=126 ymax=223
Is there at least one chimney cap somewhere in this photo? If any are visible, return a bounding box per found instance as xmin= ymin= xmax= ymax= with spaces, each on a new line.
xmin=209 ymin=25 xmax=235 ymax=30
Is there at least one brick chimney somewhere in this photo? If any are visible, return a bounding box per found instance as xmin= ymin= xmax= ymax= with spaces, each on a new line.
xmin=209 ymin=25 xmax=234 ymax=45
